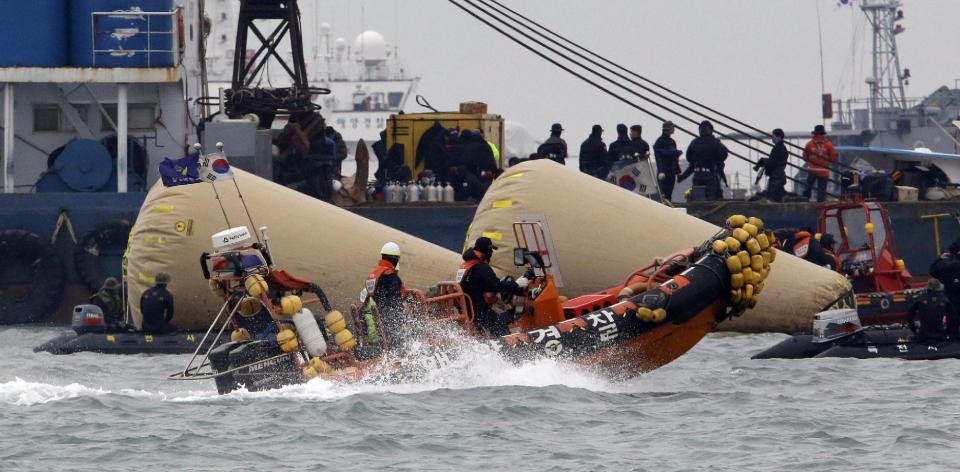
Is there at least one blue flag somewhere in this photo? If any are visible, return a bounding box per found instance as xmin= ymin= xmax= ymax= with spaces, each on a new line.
xmin=158 ymin=155 xmax=202 ymax=187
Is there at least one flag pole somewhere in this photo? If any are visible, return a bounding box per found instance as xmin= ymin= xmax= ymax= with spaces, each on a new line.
xmin=195 ymin=143 xmax=232 ymax=227
xmin=216 ymin=142 xmax=262 ymax=245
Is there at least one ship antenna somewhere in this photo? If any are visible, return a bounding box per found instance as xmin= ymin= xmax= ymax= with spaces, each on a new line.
xmin=217 ymin=141 xmax=263 ymax=245
xmin=196 ymin=143 xmax=232 ymax=228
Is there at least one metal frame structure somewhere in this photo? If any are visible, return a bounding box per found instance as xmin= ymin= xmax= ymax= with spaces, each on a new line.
xmin=861 ymin=0 xmax=908 ymax=128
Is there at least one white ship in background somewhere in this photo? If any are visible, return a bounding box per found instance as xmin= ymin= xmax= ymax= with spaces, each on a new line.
xmin=204 ymin=0 xmax=419 ymax=149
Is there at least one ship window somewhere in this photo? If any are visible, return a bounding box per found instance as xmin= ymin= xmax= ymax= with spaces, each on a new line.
xmin=387 ymin=92 xmax=404 ymax=109
xmin=33 ymin=105 xmax=85 ymax=132
xmin=101 ymin=104 xmax=157 ymax=131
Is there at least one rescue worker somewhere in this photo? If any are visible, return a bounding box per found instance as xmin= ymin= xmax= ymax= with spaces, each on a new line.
xmin=653 ymin=121 xmax=682 ymax=202
xmin=536 ymin=123 xmax=568 ymax=164
xmin=802 ymin=124 xmax=837 ymax=203
xmin=325 ymin=125 xmax=348 ymax=179
xmin=907 ymin=278 xmax=959 ymax=342
xmin=140 ymin=272 xmax=175 ymax=334
xmin=628 ymin=125 xmax=650 ymax=161
xmin=818 ymin=233 xmax=841 ymax=271
xmin=678 ymin=120 xmax=728 ymax=200
xmin=761 ymin=128 xmax=789 ymax=202
xmin=579 ymin=124 xmax=607 ymax=178
xmin=457 ymin=237 xmax=528 ymax=336
xmin=89 ymin=277 xmax=123 ymax=329
xmin=607 ymin=123 xmax=632 ymax=163
xmin=930 ymin=239 xmax=960 ymax=307
xmin=481 ymin=129 xmax=501 ymax=167
xmin=362 ymin=242 xmax=405 ymax=347
xmin=449 ymin=129 xmax=496 ymax=201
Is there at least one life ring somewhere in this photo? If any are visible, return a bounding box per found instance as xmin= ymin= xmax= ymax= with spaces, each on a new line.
xmin=74 ymin=220 xmax=132 ymax=292
xmin=0 ymin=230 xmax=65 ymax=324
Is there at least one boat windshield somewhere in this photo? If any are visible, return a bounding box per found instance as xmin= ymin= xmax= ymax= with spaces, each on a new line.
xmin=840 ymin=209 xmax=870 ymax=251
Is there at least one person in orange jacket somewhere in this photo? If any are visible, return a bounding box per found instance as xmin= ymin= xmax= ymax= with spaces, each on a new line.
xmin=802 ymin=124 xmax=837 ymax=202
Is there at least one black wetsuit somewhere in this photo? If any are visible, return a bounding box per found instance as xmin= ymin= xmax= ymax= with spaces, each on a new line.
xmin=140 ymin=284 xmax=175 ymax=333
xmin=459 ymin=250 xmax=519 ymax=336
xmin=930 ymin=254 xmax=960 ymax=307
xmin=907 ymin=291 xmax=958 ymax=342
xmin=653 ymin=132 xmax=682 ymax=201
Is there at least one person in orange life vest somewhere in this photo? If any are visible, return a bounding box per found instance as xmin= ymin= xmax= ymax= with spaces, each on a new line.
xmin=802 ymin=124 xmax=838 ymax=203
xmin=457 ymin=237 xmax=528 ymax=336
xmin=774 ymin=228 xmax=834 ymax=268
xmin=363 ymin=242 xmax=406 ymax=347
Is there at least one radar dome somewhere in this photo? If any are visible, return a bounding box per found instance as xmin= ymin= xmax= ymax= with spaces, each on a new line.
xmin=319 ymin=23 xmax=331 ymax=35
xmin=354 ymin=31 xmax=387 ymax=61
xmin=334 ymin=37 xmax=347 ymax=50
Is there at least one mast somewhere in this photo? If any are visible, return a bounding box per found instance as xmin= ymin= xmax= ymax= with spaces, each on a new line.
xmin=861 ymin=0 xmax=907 ymax=129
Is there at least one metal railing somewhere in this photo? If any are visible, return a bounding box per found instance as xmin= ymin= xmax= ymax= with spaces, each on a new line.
xmin=91 ymin=8 xmax=181 ymax=67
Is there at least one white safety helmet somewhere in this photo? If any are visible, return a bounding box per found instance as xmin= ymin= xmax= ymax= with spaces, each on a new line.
xmin=380 ymin=242 xmax=401 ymax=257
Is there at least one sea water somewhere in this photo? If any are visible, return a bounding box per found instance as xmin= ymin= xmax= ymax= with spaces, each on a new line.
xmin=1 ymin=327 xmax=958 ymax=471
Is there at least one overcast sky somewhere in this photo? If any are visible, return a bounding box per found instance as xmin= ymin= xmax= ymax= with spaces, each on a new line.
xmin=303 ymin=0 xmax=960 ymax=172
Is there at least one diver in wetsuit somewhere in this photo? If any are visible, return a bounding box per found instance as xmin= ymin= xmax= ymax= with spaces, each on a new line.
xmin=140 ymin=272 xmax=175 ymax=334
xmin=907 ymin=278 xmax=959 ymax=342
xmin=90 ymin=277 xmax=123 ymax=329
xmin=930 ymin=239 xmax=960 ymax=308
xmin=457 ymin=237 xmax=528 ymax=336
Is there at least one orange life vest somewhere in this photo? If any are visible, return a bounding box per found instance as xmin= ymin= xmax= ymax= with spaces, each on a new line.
xmin=456 ymin=253 xmax=499 ymax=304
xmin=802 ymin=136 xmax=837 ymax=178
xmin=793 ymin=231 xmax=812 ymax=259
xmin=364 ymin=259 xmax=402 ymax=300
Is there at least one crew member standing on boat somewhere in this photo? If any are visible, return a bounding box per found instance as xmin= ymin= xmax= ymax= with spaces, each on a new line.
xmin=140 ymin=272 xmax=175 ymax=334
xmin=579 ymin=124 xmax=607 ymax=179
xmin=457 ymin=237 xmax=528 ymax=336
xmin=537 ymin=123 xmax=568 ymax=165
xmin=930 ymin=239 xmax=960 ymax=308
xmin=907 ymin=278 xmax=959 ymax=342
xmin=363 ymin=242 xmax=406 ymax=347
xmin=763 ymin=128 xmax=789 ymax=202
xmin=802 ymin=124 xmax=837 ymax=203
xmin=653 ymin=121 xmax=682 ymax=202
xmin=678 ymin=120 xmax=728 ymax=200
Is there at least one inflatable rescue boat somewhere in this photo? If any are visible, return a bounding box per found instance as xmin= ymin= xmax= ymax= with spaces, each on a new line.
xmin=752 ymin=309 xmax=960 ymax=360
xmin=171 ymin=214 xmax=780 ymax=393
xmin=33 ymin=304 xmax=229 ymax=355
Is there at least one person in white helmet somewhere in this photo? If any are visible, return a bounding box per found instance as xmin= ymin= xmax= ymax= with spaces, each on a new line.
xmin=360 ymin=242 xmax=406 ymax=347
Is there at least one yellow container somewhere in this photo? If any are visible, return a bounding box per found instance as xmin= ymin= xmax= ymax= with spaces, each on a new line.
xmin=386 ymin=112 xmax=505 ymax=177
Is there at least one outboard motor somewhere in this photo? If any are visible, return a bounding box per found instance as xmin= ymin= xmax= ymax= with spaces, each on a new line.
xmin=72 ymin=304 xmax=107 ymax=335
xmin=812 ymin=309 xmax=863 ymax=343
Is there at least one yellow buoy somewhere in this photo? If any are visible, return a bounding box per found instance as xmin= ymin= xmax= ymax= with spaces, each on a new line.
xmin=756 ymin=233 xmax=770 ymax=250
xmin=742 ymin=223 xmax=758 ymax=238
xmin=742 ymin=267 xmax=755 ymax=284
xmin=762 ymin=251 xmax=772 ymax=266
xmin=726 ymin=255 xmax=743 ymax=273
xmin=896 ymin=259 xmax=905 ymax=270
xmin=209 ymin=279 xmax=227 ymax=298
xmin=747 ymin=217 xmax=764 ymax=231
xmin=744 ymin=284 xmax=754 ymax=299
xmin=730 ymin=289 xmax=743 ymax=303
xmin=732 ymin=228 xmax=750 ymax=243
xmin=652 ymin=308 xmax=667 ymax=323
xmin=231 ymin=328 xmax=251 ymax=342
xmin=712 ymin=240 xmax=728 ymax=254
xmin=737 ymin=251 xmax=751 ymax=268
xmin=280 ymin=295 xmax=303 ymax=316
xmin=277 ymin=328 xmax=299 ymax=353
xmin=325 ymin=310 xmax=347 ymax=333
xmin=760 ymin=267 xmax=769 ymax=280
xmin=746 ymin=238 xmax=762 ymax=255
xmin=244 ymin=274 xmax=268 ymax=298
xmin=751 ymin=270 xmax=763 ymax=285
xmin=727 ymin=215 xmax=747 ymax=228
xmin=724 ymin=236 xmax=742 ymax=253
xmin=237 ymin=296 xmax=261 ymax=317
xmin=309 ymin=357 xmax=333 ymax=374
xmin=302 ymin=366 xmax=318 ymax=380
xmin=767 ymin=248 xmax=777 ymax=262
xmin=636 ymin=307 xmax=654 ymax=322
xmin=730 ymin=273 xmax=744 ymax=288
xmin=865 ymin=222 xmax=875 ymax=235
xmin=751 ymin=254 xmax=764 ymax=271
xmin=335 ymin=329 xmax=356 ymax=351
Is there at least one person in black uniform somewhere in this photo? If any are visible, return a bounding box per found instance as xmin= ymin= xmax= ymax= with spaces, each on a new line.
xmin=653 ymin=121 xmax=683 ymax=202
xmin=140 ymin=272 xmax=175 ymax=334
xmin=678 ymin=120 xmax=728 ymax=200
xmin=628 ymin=125 xmax=650 ymax=161
xmin=930 ymin=239 xmax=960 ymax=308
xmin=907 ymin=278 xmax=959 ymax=342
xmin=760 ymin=128 xmax=789 ymax=202
xmin=606 ymin=123 xmax=632 ymax=163
xmin=578 ymin=124 xmax=607 ymax=178
xmin=536 ymin=123 xmax=568 ymax=164
xmin=457 ymin=237 xmax=528 ymax=336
